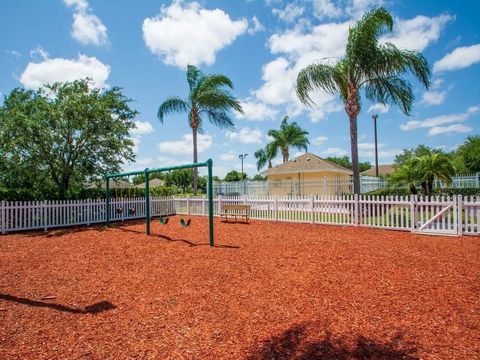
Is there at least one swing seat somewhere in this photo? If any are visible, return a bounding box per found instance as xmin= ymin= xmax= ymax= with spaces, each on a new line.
xmin=180 ymin=218 xmax=191 ymax=227
xmin=128 ymin=208 xmax=136 ymax=215
xmin=159 ymin=217 xmax=169 ymax=225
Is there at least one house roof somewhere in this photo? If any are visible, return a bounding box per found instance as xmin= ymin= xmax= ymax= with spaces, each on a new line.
xmin=263 ymin=152 xmax=352 ymax=176
xmin=87 ymin=179 xmax=133 ymax=189
xmin=135 ymin=178 xmax=164 ymax=188
xmin=361 ymin=164 xmax=396 ymax=176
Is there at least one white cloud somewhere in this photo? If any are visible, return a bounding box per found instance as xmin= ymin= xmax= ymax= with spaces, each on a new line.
xmin=322 ymin=147 xmax=348 ymax=157
xmin=64 ymin=0 xmax=87 ymax=10
xmin=71 ymin=12 xmax=109 ymax=46
xmin=20 ymin=54 xmax=110 ymax=89
xmin=383 ymin=14 xmax=453 ymax=52
xmin=313 ymin=0 xmax=342 ymax=19
xmin=367 ymin=103 xmax=390 ymax=114
xmin=312 ymin=135 xmax=328 ymax=146
xmin=30 ymin=46 xmax=49 ymax=61
xmin=226 ymin=127 xmax=263 ymax=144
xmin=64 ymin=0 xmax=109 ymax=47
xmin=429 ymin=124 xmax=472 ymax=136
xmin=272 ymin=3 xmax=305 ymax=22
xmin=433 ymin=44 xmax=480 ymax=72
xmin=400 ymin=105 xmax=479 ymax=131
xmin=158 ymin=133 xmax=213 ymax=155
xmin=357 ymin=142 xmax=401 ymax=160
xmin=248 ymin=16 xmax=265 ymax=35
xmin=157 ymin=155 xmax=191 ymax=167
xmin=421 ymin=90 xmax=447 ymax=106
xmin=235 ymin=98 xmax=278 ymax=121
xmin=136 ymin=157 xmax=153 ymax=166
xmin=142 ymin=1 xmax=248 ymax=68
xmin=131 ymin=121 xmax=154 ymax=136
xmin=219 ymin=151 xmax=236 ymax=161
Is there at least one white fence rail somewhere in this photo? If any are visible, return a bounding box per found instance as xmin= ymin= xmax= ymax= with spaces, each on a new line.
xmin=1 ymin=196 xmax=478 ymax=236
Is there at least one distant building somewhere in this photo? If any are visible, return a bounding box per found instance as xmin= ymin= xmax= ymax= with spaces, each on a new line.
xmin=134 ymin=178 xmax=164 ymax=188
xmin=263 ymin=152 xmax=352 ymax=196
xmin=361 ymin=164 xmax=396 ymax=177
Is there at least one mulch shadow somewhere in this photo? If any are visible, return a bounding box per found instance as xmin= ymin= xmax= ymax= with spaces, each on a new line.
xmin=0 ymin=294 xmax=116 ymax=315
xmin=245 ymin=320 xmax=419 ymax=360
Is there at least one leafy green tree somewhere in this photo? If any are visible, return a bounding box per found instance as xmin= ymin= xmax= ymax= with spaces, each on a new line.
xmin=0 ymin=79 xmax=137 ymax=198
xmin=252 ymin=174 xmax=267 ymax=181
xmin=296 ymin=7 xmax=430 ymax=193
xmin=224 ymin=170 xmax=246 ymax=182
xmin=455 ymin=135 xmax=480 ymax=173
xmin=157 ymin=65 xmax=243 ymax=194
xmin=325 ymin=156 xmax=371 ymax=172
xmin=268 ymin=116 xmax=309 ymax=162
xmin=394 ymin=145 xmax=444 ymax=166
xmin=168 ymin=169 xmax=193 ymax=193
xmin=254 ymin=143 xmax=278 ymax=171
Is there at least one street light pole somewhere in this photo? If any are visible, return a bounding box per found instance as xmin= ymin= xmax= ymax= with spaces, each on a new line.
xmin=239 ymin=153 xmax=248 ymax=195
xmin=372 ymin=114 xmax=379 ymax=177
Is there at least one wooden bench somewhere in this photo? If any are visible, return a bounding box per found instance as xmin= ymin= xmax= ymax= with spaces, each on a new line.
xmin=220 ymin=204 xmax=251 ymax=223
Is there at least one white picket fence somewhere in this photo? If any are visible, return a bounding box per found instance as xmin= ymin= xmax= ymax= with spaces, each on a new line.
xmin=1 ymin=195 xmax=478 ymax=236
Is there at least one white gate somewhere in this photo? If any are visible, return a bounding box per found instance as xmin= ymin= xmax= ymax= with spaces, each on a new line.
xmin=414 ymin=196 xmax=458 ymax=235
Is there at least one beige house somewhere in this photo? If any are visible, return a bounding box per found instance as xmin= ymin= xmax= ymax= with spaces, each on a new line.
xmin=263 ymin=152 xmax=352 ymax=196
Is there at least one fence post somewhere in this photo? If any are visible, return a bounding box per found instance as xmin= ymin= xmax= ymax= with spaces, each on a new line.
xmin=202 ymin=195 xmax=206 ymax=217
xmin=218 ymin=195 xmax=222 ymax=216
xmin=354 ymin=194 xmax=359 ymax=226
xmin=274 ymin=195 xmax=278 ymax=221
xmin=1 ymin=200 xmax=5 ymax=234
xmin=457 ymin=195 xmax=463 ymax=236
xmin=186 ymin=196 xmax=190 ymax=216
xmin=410 ymin=195 xmax=417 ymax=232
xmin=43 ymin=200 xmax=48 ymax=231
xmin=309 ymin=195 xmax=314 ymax=224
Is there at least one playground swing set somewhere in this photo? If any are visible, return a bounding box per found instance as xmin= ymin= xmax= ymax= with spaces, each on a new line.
xmin=105 ymin=159 xmax=215 ymax=246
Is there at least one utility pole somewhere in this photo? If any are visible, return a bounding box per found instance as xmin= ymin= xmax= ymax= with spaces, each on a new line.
xmin=372 ymin=114 xmax=379 ymax=177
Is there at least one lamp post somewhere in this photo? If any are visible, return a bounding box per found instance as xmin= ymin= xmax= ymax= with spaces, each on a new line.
xmin=372 ymin=114 xmax=379 ymax=177
xmin=239 ymin=153 xmax=248 ymax=195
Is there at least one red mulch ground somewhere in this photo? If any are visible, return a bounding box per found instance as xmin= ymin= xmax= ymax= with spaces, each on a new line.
xmin=0 ymin=216 xmax=479 ymax=359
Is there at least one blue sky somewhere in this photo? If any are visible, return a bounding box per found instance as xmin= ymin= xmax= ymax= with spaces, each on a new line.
xmin=1 ymin=0 xmax=479 ymax=177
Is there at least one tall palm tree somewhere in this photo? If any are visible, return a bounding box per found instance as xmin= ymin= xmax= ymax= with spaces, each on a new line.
xmin=158 ymin=65 xmax=243 ymax=193
xmin=254 ymin=143 xmax=278 ymax=171
xmin=268 ymin=116 xmax=310 ymax=163
xmin=415 ymin=152 xmax=455 ymax=196
xmin=296 ymin=7 xmax=430 ymax=194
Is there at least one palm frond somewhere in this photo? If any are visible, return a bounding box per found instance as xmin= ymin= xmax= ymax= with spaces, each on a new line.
xmin=157 ymin=97 xmax=189 ymax=122
xmin=296 ymin=62 xmax=347 ymax=106
xmin=365 ymin=76 xmax=414 ymax=114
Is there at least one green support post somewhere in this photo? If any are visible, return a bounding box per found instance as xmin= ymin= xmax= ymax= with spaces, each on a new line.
xmin=105 ymin=176 xmax=110 ymax=226
xmin=145 ymin=169 xmax=150 ymax=235
xmin=207 ymin=159 xmax=214 ymax=247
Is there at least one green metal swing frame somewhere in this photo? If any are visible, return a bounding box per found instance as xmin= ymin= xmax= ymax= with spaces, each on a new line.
xmin=105 ymin=159 xmax=215 ymax=247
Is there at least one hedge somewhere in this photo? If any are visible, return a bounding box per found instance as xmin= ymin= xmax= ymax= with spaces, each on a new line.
xmin=366 ymin=187 xmax=480 ymax=197
xmin=0 ymin=186 xmax=176 ymax=201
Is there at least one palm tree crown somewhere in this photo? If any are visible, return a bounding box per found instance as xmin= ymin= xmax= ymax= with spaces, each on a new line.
xmin=268 ymin=116 xmax=310 ymax=163
xmin=296 ymin=7 xmax=430 ymax=194
xmin=254 ymin=143 xmax=278 ymax=171
xmin=157 ymin=65 xmax=243 ymax=193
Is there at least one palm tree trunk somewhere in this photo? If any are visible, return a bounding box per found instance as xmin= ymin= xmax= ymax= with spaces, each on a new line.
xmin=190 ymin=109 xmax=200 ymax=195
xmin=192 ymin=127 xmax=198 ymax=195
xmin=349 ymin=115 xmax=360 ymax=194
